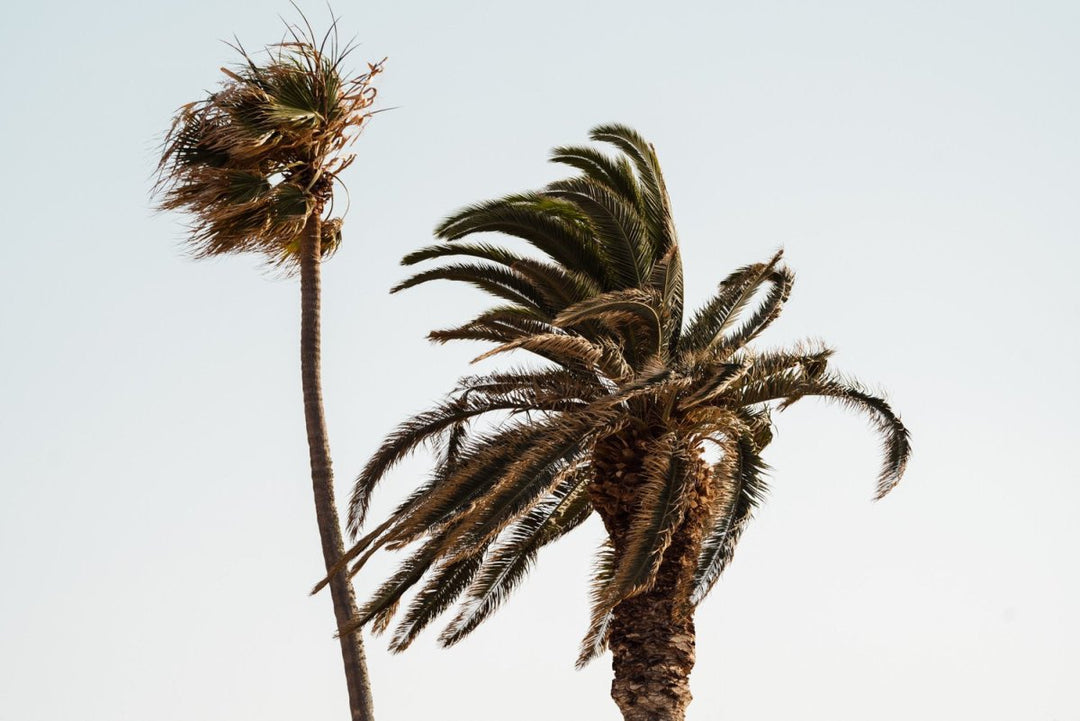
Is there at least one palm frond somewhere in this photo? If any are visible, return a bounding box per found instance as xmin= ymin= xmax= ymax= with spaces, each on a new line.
xmin=606 ymin=434 xmax=693 ymax=600
xmin=554 ymin=290 xmax=663 ymax=359
xmin=435 ymin=194 xmax=609 ymax=285
xmin=440 ymin=474 xmax=593 ymax=646
xmin=690 ymin=433 xmax=769 ymax=605
xmin=681 ymin=251 xmax=784 ymax=354
xmin=714 ymin=265 xmax=795 ymax=352
xmin=348 ymin=392 xmax=555 ymax=532
xmin=649 ymin=245 xmax=685 ymax=353
xmin=549 ymin=144 xmax=643 ymax=211
xmin=391 ymin=262 xmax=554 ymax=317
xmin=471 ymin=333 xmax=605 ymax=372
xmin=576 ymin=540 xmax=618 ymax=668
xmin=430 ymin=419 xmax=601 ymax=558
xmin=588 ymin=123 xmax=676 ymax=260
xmin=546 ymin=176 xmax=650 ymax=289
xmin=387 ymin=550 xmax=488 ymax=652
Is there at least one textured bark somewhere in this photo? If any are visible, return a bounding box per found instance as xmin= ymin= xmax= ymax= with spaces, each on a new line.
xmin=590 ymin=428 xmax=714 ymax=721
xmin=299 ymin=212 xmax=376 ymax=721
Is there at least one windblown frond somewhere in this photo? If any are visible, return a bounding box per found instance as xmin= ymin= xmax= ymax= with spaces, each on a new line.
xmin=440 ymin=473 xmax=593 ymax=647
xmin=682 ymin=251 xmax=784 ymax=354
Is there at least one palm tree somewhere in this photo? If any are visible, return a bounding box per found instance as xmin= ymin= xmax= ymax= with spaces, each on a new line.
xmin=328 ymin=125 xmax=910 ymax=721
xmin=154 ymin=17 xmax=382 ymax=721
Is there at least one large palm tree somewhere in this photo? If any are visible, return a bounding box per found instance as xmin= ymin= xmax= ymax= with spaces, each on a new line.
xmin=154 ymin=18 xmax=382 ymax=721
xmin=328 ymin=125 xmax=910 ymax=721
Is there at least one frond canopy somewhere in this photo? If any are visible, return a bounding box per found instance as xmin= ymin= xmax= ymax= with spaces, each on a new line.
xmin=154 ymin=16 xmax=383 ymax=270
xmin=338 ymin=124 xmax=911 ymax=664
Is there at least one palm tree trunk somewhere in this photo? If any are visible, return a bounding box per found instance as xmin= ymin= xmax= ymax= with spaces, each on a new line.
xmin=607 ymin=519 xmax=702 ymax=721
xmin=591 ymin=430 xmax=713 ymax=721
xmin=299 ymin=211 xmax=376 ymax=721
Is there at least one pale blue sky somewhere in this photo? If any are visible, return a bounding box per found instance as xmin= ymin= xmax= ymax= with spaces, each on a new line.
xmin=1 ymin=1 xmax=1077 ymax=719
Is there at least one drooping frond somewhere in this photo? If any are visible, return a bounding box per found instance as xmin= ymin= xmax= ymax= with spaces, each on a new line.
xmin=427 ymin=306 xmax=555 ymax=346
xmin=385 ymin=549 xmax=488 ymax=652
xmin=402 ymin=240 xmax=534 ymax=269
xmin=470 ymin=333 xmax=605 ymax=372
xmin=440 ymin=473 xmax=593 ymax=647
xmin=731 ymin=369 xmax=911 ymax=500
xmin=690 ymin=432 xmax=770 ymax=605
xmin=576 ymin=540 xmax=619 ymax=668
xmin=340 ymin=528 xmax=465 ymax=637
xmin=606 ymin=434 xmax=693 ymax=599
xmin=391 ymin=262 xmax=555 ymax=317
xmin=349 ymin=392 xmax=554 ymax=532
xmin=428 ymin=418 xmax=603 ymax=559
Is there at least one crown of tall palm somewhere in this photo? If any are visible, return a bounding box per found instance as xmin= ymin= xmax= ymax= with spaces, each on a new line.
xmin=154 ymin=19 xmax=382 ymax=269
xmin=327 ymin=124 xmax=910 ymax=666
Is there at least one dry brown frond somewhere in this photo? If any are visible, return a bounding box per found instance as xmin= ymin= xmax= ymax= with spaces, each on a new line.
xmin=154 ymin=17 xmax=383 ymax=271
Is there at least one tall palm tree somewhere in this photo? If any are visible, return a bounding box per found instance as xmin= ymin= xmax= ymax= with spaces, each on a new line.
xmin=154 ymin=18 xmax=382 ymax=721
xmin=328 ymin=125 xmax=910 ymax=721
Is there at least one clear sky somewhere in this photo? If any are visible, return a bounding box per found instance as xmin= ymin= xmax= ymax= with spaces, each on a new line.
xmin=1 ymin=1 xmax=1077 ymax=719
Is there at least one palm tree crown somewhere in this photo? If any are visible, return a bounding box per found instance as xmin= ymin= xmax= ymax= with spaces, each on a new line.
xmin=334 ymin=124 xmax=910 ymax=718
xmin=155 ymin=21 xmax=382 ymax=268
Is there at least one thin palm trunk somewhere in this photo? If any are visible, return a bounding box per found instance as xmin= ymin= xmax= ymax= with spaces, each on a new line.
xmin=299 ymin=211 xmax=376 ymax=721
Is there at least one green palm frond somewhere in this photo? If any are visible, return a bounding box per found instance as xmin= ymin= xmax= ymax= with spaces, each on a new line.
xmin=588 ymin=124 xmax=676 ymax=258
xmin=549 ymin=145 xmax=643 ymax=211
xmin=547 ymin=176 xmax=651 ymax=289
xmin=391 ymin=262 xmax=555 ymax=316
xmin=435 ymin=194 xmax=609 ymax=285
xmin=402 ymin=241 xmax=533 ymax=268
xmin=440 ymin=473 xmax=593 ymax=647
xmin=606 ymin=434 xmax=693 ymax=599
xmin=690 ymin=433 xmax=769 ymax=605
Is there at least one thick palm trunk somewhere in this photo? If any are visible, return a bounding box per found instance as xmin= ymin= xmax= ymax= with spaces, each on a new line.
xmin=299 ymin=212 xmax=375 ymax=721
xmin=592 ymin=430 xmax=713 ymax=721
xmin=607 ymin=519 xmax=703 ymax=721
